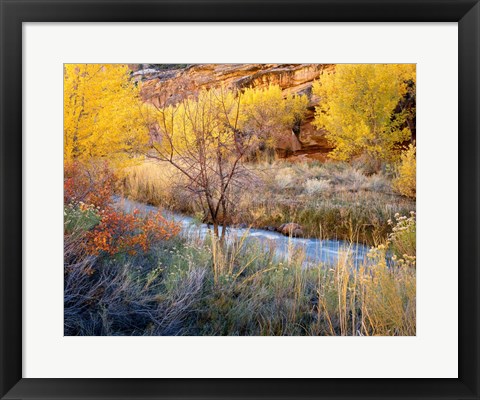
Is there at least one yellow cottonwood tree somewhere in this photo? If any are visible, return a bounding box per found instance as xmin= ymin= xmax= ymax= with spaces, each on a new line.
xmin=153 ymin=84 xmax=308 ymax=159
xmin=149 ymin=85 xmax=307 ymax=239
xmin=239 ymin=85 xmax=308 ymax=148
xmin=154 ymin=88 xmax=240 ymax=155
xmin=64 ymin=64 xmax=151 ymax=166
xmin=312 ymin=64 xmax=416 ymax=163
xmin=151 ymin=88 xmax=247 ymax=240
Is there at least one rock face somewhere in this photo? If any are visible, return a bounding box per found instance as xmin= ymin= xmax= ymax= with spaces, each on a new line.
xmin=277 ymin=223 xmax=304 ymax=238
xmin=137 ymin=64 xmax=335 ymax=160
xmin=138 ymin=64 xmax=331 ymax=103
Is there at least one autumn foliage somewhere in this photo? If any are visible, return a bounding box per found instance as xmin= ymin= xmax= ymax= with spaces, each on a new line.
xmin=63 ymin=64 xmax=152 ymax=167
xmin=64 ymin=161 xmax=117 ymax=209
xmin=313 ymin=64 xmax=416 ymax=164
xmin=393 ymin=144 xmax=416 ymax=199
xmin=64 ymin=160 xmax=180 ymax=257
xmin=63 ymin=63 xmax=181 ymax=258
xmin=85 ymin=208 xmax=180 ymax=256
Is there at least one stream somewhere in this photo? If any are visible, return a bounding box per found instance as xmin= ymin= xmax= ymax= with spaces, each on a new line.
xmin=113 ymin=196 xmax=371 ymax=267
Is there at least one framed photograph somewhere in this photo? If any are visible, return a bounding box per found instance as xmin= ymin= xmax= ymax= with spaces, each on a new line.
xmin=1 ymin=0 xmax=479 ymax=399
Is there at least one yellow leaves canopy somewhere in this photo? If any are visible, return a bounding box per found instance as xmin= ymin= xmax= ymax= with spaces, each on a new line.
xmin=154 ymin=88 xmax=241 ymax=157
xmin=239 ymin=85 xmax=308 ymax=145
xmin=154 ymin=84 xmax=308 ymax=157
xmin=64 ymin=64 xmax=152 ymax=167
xmin=313 ymin=64 xmax=416 ymax=162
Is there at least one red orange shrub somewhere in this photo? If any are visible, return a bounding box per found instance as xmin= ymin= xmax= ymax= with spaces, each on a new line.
xmin=64 ymin=161 xmax=117 ymax=209
xmin=85 ymin=208 xmax=180 ymax=256
xmin=65 ymin=160 xmax=180 ymax=257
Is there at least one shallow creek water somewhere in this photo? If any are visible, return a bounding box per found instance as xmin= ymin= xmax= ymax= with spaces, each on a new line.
xmin=114 ymin=196 xmax=371 ymax=267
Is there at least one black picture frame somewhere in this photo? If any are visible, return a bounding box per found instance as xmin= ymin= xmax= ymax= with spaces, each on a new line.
xmin=1 ymin=1 xmax=479 ymax=399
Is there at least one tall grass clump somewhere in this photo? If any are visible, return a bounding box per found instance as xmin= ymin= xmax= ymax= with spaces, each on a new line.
xmin=64 ymin=237 xmax=206 ymax=335
xmin=122 ymin=161 xmax=194 ymax=213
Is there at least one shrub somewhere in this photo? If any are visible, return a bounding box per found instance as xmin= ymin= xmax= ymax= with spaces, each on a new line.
xmin=304 ymin=178 xmax=331 ymax=195
xmin=330 ymin=168 xmax=367 ymax=191
xmin=85 ymin=208 xmax=181 ymax=256
xmin=64 ymin=160 xmax=117 ymax=209
xmin=64 ymin=203 xmax=101 ymax=235
xmin=274 ymin=169 xmax=296 ymax=190
xmin=365 ymin=174 xmax=391 ymax=193
xmin=393 ymin=144 xmax=416 ymax=198
xmin=388 ymin=212 xmax=416 ymax=265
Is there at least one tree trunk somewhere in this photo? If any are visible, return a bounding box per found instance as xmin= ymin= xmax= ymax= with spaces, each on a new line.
xmin=213 ymin=221 xmax=219 ymax=239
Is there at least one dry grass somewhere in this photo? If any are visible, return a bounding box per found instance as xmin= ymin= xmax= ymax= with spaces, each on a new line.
xmin=121 ymin=161 xmax=194 ymax=213
xmin=64 ymin=239 xmax=205 ymax=336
